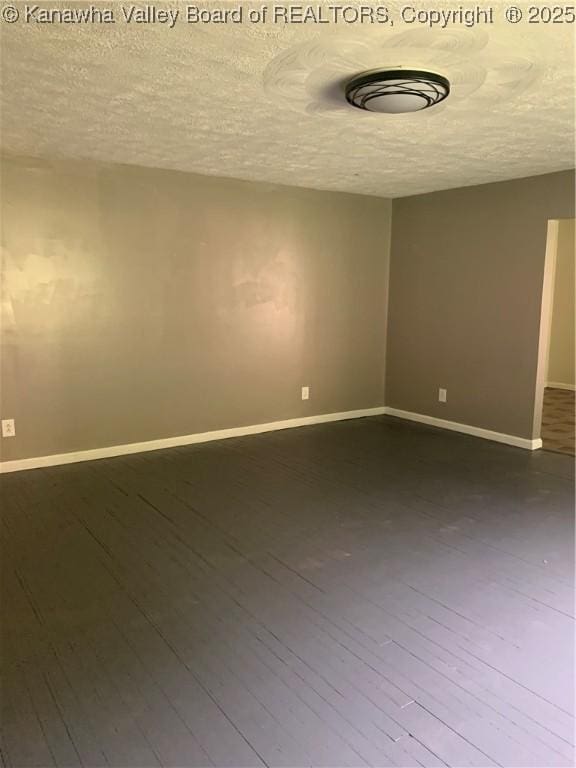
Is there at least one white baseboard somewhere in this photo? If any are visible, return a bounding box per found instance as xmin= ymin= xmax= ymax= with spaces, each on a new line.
xmin=384 ymin=408 xmax=542 ymax=451
xmin=546 ymin=381 xmax=576 ymax=392
xmin=0 ymin=403 xmax=543 ymax=474
xmin=0 ymin=406 xmax=387 ymax=474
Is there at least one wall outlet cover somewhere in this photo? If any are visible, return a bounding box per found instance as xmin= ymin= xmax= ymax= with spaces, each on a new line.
xmin=438 ymin=388 xmax=447 ymax=403
xmin=301 ymin=386 xmax=310 ymax=401
xmin=1 ymin=419 xmax=15 ymax=438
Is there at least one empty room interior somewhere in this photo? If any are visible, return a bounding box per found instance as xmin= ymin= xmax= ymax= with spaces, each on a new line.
xmin=1 ymin=4 xmax=576 ymax=768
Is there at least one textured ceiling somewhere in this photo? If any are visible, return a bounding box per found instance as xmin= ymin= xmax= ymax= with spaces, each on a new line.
xmin=1 ymin=1 xmax=574 ymax=197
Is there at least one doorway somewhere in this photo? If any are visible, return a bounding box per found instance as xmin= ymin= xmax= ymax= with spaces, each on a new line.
xmin=539 ymin=218 xmax=575 ymax=455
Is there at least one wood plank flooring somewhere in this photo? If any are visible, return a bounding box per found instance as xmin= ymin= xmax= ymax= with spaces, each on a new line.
xmin=1 ymin=415 xmax=574 ymax=767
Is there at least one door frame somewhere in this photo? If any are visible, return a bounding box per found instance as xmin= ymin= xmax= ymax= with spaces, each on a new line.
xmin=532 ymin=219 xmax=560 ymax=441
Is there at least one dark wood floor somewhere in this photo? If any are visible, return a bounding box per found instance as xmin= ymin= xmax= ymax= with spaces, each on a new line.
xmin=1 ymin=415 xmax=574 ymax=768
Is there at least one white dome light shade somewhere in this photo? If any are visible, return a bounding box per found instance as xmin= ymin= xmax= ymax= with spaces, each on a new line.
xmin=345 ymin=69 xmax=450 ymax=113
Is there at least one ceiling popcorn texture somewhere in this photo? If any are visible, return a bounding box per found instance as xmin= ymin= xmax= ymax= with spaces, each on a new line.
xmin=1 ymin=1 xmax=574 ymax=197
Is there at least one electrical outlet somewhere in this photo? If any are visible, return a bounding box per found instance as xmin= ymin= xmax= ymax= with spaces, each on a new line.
xmin=438 ymin=388 xmax=447 ymax=403
xmin=301 ymin=386 xmax=310 ymax=401
xmin=1 ymin=419 xmax=15 ymax=438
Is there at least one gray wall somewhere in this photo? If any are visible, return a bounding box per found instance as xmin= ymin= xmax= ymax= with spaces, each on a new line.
xmin=548 ymin=218 xmax=575 ymax=387
xmin=0 ymin=155 xmax=391 ymax=461
xmin=3 ymin=157 xmax=574 ymax=462
xmin=386 ymin=171 xmax=576 ymax=440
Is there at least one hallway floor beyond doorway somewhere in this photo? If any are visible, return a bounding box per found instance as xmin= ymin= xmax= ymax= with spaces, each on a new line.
xmin=542 ymin=387 xmax=575 ymax=455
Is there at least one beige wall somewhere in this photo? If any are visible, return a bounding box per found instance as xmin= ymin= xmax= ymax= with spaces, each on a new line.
xmin=2 ymin=157 xmax=574 ymax=462
xmin=547 ymin=218 xmax=575 ymax=387
xmin=0 ymin=155 xmax=391 ymax=461
xmin=387 ymin=171 xmax=575 ymax=440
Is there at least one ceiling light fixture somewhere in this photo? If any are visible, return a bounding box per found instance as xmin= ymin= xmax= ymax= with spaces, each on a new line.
xmin=345 ymin=69 xmax=450 ymax=114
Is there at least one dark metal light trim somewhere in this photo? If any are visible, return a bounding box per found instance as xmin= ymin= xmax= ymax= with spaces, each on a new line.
xmin=345 ymin=69 xmax=450 ymax=113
